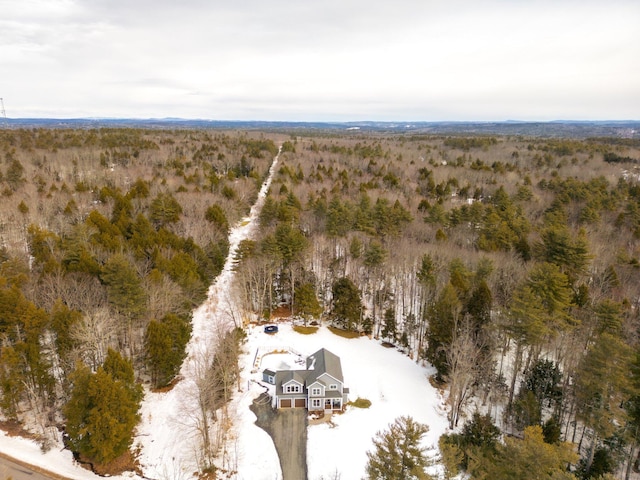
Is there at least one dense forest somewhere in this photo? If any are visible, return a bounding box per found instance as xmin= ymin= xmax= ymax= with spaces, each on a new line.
xmin=0 ymin=128 xmax=279 ymax=471
xmin=1 ymin=127 xmax=640 ymax=478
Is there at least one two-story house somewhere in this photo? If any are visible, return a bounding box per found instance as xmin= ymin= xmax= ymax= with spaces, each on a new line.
xmin=271 ymin=348 xmax=349 ymax=412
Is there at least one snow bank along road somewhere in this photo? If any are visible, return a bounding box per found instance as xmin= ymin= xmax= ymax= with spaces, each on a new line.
xmin=0 ymin=453 xmax=60 ymax=480
xmin=135 ymin=145 xmax=282 ymax=478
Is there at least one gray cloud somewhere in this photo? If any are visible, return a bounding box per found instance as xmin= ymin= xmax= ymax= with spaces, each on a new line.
xmin=2 ymin=0 xmax=639 ymax=120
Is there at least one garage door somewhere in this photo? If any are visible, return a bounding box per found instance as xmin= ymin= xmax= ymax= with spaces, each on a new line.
xmin=280 ymin=399 xmax=291 ymax=408
xmin=294 ymin=398 xmax=306 ymax=408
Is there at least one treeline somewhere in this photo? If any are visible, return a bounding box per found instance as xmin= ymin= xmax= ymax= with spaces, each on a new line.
xmin=0 ymin=128 xmax=275 ymax=469
xmin=232 ymin=133 xmax=640 ymax=479
xmin=604 ymin=152 xmax=638 ymax=164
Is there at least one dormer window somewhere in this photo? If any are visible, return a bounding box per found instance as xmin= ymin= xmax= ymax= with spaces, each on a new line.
xmin=311 ymin=387 xmax=321 ymax=396
xmin=285 ymin=384 xmax=300 ymax=393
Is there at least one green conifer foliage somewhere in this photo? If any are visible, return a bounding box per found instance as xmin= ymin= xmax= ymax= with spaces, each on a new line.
xmin=425 ymin=283 xmax=461 ymax=380
xmin=26 ymin=224 xmax=61 ymax=273
xmin=327 ymin=198 xmax=353 ymax=237
xmin=365 ymin=416 xmax=434 ymax=480
xmin=535 ymin=226 xmax=591 ymax=283
xmin=293 ymin=283 xmax=322 ymax=323
xmin=145 ymin=314 xmax=191 ymax=388
xmin=64 ymin=352 xmax=142 ymax=465
xmin=468 ymin=425 xmax=577 ymax=480
xmin=575 ymin=331 xmax=632 ymax=471
xmin=330 ymin=277 xmax=363 ymax=331
xmin=205 ymin=204 xmax=229 ymax=234
xmin=150 ymin=192 xmax=183 ymax=228
xmin=100 ymin=254 xmax=146 ymax=319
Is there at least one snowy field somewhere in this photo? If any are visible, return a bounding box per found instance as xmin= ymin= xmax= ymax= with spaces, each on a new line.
xmin=232 ymin=323 xmax=450 ymax=480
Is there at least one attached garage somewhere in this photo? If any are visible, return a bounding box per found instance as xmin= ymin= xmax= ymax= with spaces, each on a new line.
xmin=280 ymin=399 xmax=292 ymax=408
xmin=294 ymin=398 xmax=307 ymax=408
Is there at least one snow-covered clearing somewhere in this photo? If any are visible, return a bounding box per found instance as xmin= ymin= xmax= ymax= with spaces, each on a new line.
xmin=0 ymin=143 xmax=449 ymax=479
xmin=233 ymin=323 xmax=449 ymax=480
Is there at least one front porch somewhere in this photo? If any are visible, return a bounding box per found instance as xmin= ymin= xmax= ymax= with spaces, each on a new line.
xmin=308 ymin=397 xmax=343 ymax=412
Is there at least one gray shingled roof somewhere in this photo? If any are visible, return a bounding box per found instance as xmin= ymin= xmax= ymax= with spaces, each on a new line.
xmin=275 ymin=369 xmax=310 ymax=396
xmin=274 ymin=348 xmax=344 ymax=396
xmin=305 ymin=348 xmax=343 ymax=384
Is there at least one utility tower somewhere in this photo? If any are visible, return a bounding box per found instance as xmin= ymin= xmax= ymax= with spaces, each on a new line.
xmin=0 ymin=98 xmax=6 ymax=126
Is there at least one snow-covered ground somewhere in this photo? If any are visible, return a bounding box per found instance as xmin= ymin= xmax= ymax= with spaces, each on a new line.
xmin=0 ymin=144 xmax=449 ymax=479
xmin=233 ymin=323 xmax=449 ymax=480
xmin=0 ymin=324 xmax=449 ymax=480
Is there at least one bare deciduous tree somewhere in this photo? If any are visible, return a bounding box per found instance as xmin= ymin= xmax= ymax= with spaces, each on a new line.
xmin=446 ymin=315 xmax=484 ymax=429
xmin=71 ymin=307 xmax=117 ymax=371
xmin=145 ymin=272 xmax=187 ymax=320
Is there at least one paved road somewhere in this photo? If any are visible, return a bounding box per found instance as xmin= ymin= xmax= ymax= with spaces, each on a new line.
xmin=250 ymin=393 xmax=308 ymax=480
xmin=0 ymin=453 xmax=63 ymax=480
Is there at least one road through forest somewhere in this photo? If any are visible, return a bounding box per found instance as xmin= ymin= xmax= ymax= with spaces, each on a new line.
xmin=136 ymin=145 xmax=282 ymax=478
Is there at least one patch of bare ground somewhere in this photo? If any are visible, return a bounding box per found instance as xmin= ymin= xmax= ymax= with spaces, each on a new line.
xmin=293 ymin=325 xmax=318 ymax=335
xmin=428 ymin=375 xmax=446 ymax=390
xmin=0 ymin=419 xmax=38 ymax=439
xmin=72 ymin=449 xmax=142 ymax=477
xmin=151 ymin=374 xmax=183 ymax=393
xmin=327 ymin=326 xmax=362 ymax=339
xmin=270 ymin=305 xmax=292 ymax=320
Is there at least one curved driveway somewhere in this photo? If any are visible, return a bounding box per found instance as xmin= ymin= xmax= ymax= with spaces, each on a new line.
xmin=250 ymin=393 xmax=308 ymax=480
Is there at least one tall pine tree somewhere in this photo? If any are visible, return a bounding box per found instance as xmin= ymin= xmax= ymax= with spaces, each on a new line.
xmin=330 ymin=277 xmax=363 ymax=331
xmin=64 ymin=350 xmax=143 ymax=465
xmin=365 ymin=416 xmax=434 ymax=480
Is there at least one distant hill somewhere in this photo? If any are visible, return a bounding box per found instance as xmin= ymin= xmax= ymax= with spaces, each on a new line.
xmin=2 ymin=118 xmax=639 ymax=138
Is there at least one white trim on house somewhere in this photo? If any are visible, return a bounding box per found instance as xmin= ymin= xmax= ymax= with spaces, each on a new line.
xmin=283 ymin=379 xmax=303 ymax=393
xmin=273 ymin=348 xmax=348 ymax=412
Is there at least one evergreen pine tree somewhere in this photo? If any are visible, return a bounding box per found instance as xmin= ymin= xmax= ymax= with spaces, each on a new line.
xmin=293 ymin=283 xmax=322 ymax=324
xmin=468 ymin=425 xmax=577 ymax=480
xmin=150 ymin=192 xmax=183 ymax=228
xmin=64 ymin=353 xmax=143 ymax=465
xmin=381 ymin=308 xmax=397 ymax=342
xmin=365 ymin=416 xmax=433 ymax=480
xmin=425 ymin=283 xmax=461 ymax=380
xmin=145 ymin=314 xmax=191 ymax=388
xmin=100 ymin=253 xmax=146 ymax=319
xmin=330 ymin=277 xmax=363 ymax=331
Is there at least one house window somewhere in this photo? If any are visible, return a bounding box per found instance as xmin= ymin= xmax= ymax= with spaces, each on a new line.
xmin=329 ymin=384 xmax=338 ymax=390
xmin=285 ymin=384 xmax=300 ymax=393
xmin=311 ymin=387 xmax=321 ymax=396
xmin=311 ymin=398 xmax=322 ymax=408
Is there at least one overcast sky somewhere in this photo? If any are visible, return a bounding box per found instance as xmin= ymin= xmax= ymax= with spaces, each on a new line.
xmin=2 ymin=0 xmax=639 ymax=121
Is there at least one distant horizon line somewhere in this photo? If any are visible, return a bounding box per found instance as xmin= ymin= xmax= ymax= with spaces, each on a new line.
xmin=3 ymin=117 xmax=639 ymax=124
